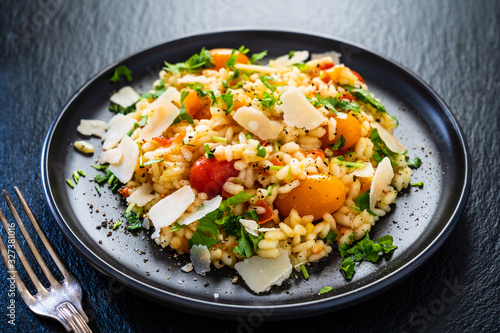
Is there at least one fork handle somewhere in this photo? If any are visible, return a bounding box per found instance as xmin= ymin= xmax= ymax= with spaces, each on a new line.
xmin=57 ymin=302 xmax=92 ymax=333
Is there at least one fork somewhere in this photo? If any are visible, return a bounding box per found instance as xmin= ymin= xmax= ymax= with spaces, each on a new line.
xmin=0 ymin=187 xmax=92 ymax=332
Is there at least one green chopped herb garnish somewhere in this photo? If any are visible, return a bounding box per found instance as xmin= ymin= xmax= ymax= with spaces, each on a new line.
xmin=411 ymin=182 xmax=424 ymax=187
xmin=260 ymin=75 xmax=276 ymax=92
xmin=406 ymin=156 xmax=423 ymax=169
xmin=354 ymin=190 xmax=377 ymax=216
xmin=312 ymin=93 xmax=359 ymax=115
xmin=172 ymin=90 xmax=194 ymax=125
xmin=72 ymin=171 xmax=80 ymax=184
xmin=164 ymin=47 xmax=214 ymax=74
xmin=330 ymin=157 xmax=366 ymax=168
xmin=94 ymin=185 xmax=101 ymax=195
xmin=300 ymin=264 xmax=309 ymax=279
xmin=113 ymin=220 xmax=122 ymax=230
xmin=261 ymin=91 xmax=278 ymax=108
xmin=320 ymin=286 xmax=333 ymax=294
xmin=77 ymin=170 xmax=86 ymax=176
xmin=246 ymin=133 xmax=253 ymax=140
xmin=142 ymin=158 xmax=164 ymax=166
xmin=321 ymin=230 xmax=337 ymax=245
xmin=211 ymin=136 xmax=227 ymax=143
xmin=109 ymin=103 xmax=136 ymax=115
xmin=139 ymin=115 xmax=148 ymax=127
xmin=370 ymin=128 xmax=403 ymax=166
xmin=269 ymin=166 xmax=283 ymax=170
xmin=204 ymin=144 xmax=215 ymax=159
xmin=330 ymin=135 xmax=346 ymax=151
xmin=220 ymin=91 xmax=234 ymax=114
xmin=256 ymin=142 xmax=267 ymax=158
xmin=66 ymin=179 xmax=75 ymax=188
xmin=250 ymin=50 xmax=267 ymax=64
xmin=110 ymin=65 xmax=132 ymax=83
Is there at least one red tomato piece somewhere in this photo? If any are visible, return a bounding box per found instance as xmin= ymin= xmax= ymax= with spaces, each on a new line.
xmin=255 ymin=200 xmax=275 ymax=224
xmin=189 ymin=156 xmax=239 ymax=196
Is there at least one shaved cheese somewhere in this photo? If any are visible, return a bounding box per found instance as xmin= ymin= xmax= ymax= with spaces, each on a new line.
xmin=140 ymin=87 xmax=180 ymax=141
xmin=311 ymin=51 xmax=342 ymax=65
xmin=233 ymin=106 xmax=283 ymax=140
xmin=239 ymin=219 xmax=259 ymax=237
xmin=149 ymin=185 xmax=195 ymax=239
xmin=177 ymin=75 xmax=211 ymax=84
xmin=371 ymin=122 xmax=406 ymax=154
xmin=108 ymin=135 xmax=138 ymax=183
xmin=273 ymin=50 xmax=309 ymax=67
xmin=235 ymin=248 xmax=292 ymax=294
xmin=352 ymin=162 xmax=374 ymax=178
xmin=369 ymin=157 xmax=394 ymax=212
xmin=190 ymin=245 xmax=211 ymax=274
xmin=126 ymin=183 xmax=154 ymax=207
xmin=234 ymin=63 xmax=280 ymax=73
xmin=110 ymin=86 xmax=140 ymax=108
xmin=177 ymin=195 xmax=222 ymax=226
xmin=181 ymin=263 xmax=193 ymax=273
xmin=99 ymin=148 xmax=122 ymax=164
xmin=280 ymin=87 xmax=326 ymax=130
xmin=102 ymin=114 xmax=136 ymax=150
xmin=77 ymin=119 xmax=107 ymax=138
xmin=258 ymin=227 xmax=281 ymax=232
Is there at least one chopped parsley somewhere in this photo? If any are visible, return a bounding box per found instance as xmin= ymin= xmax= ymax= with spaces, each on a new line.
xmin=142 ymin=79 xmax=167 ymax=100
xmin=300 ymin=264 xmax=309 ymax=279
xmin=164 ymin=47 xmax=214 ymax=74
xmin=204 ymin=144 xmax=215 ymax=159
xmin=109 ymin=103 xmax=136 ymax=115
xmin=406 ymin=156 xmax=423 ymax=169
xmin=312 ymin=93 xmax=359 ymax=115
xmin=293 ymin=63 xmax=307 ymax=72
xmin=330 ymin=156 xmax=366 ymax=168
xmin=250 ymin=50 xmax=267 ymax=64
xmin=411 ymin=181 xmax=424 ymax=187
xmin=65 ymin=179 xmax=75 ymax=188
xmin=110 ymin=65 xmax=132 ymax=83
xmin=93 ymin=166 xmax=122 ymax=192
xmin=339 ymin=233 xmax=397 ymax=280
xmin=260 ymin=75 xmax=276 ymax=92
xmin=256 ymin=142 xmax=267 ymax=157
xmin=186 ymin=82 xmax=209 ymax=98
xmin=320 ymin=230 xmax=337 ymax=245
xmin=220 ymin=91 xmax=234 ymax=114
xmin=341 ymin=85 xmax=386 ymax=114
xmin=370 ymin=128 xmax=404 ymax=166
xmin=354 ymin=190 xmax=377 ymax=216
xmin=320 ymin=286 xmax=333 ymax=294
xmin=261 ymin=91 xmax=279 ymax=108
xmin=113 ymin=220 xmax=122 ymax=230
xmin=142 ymin=158 xmax=164 ymax=166
xmin=329 ymin=135 xmax=346 ymax=151
xmin=172 ymin=90 xmax=194 ymax=125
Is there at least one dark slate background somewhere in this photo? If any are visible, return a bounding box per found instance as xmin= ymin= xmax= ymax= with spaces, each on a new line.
xmin=1 ymin=0 xmax=499 ymax=332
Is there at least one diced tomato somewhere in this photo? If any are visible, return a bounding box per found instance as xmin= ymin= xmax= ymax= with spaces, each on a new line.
xmin=189 ymin=155 xmax=239 ymax=196
xmin=153 ymin=136 xmax=173 ymax=146
xmin=209 ymin=48 xmax=249 ymax=70
xmin=255 ymin=200 xmax=275 ymax=224
xmin=350 ymin=70 xmax=365 ymax=83
xmin=306 ymin=150 xmax=325 ymax=160
xmin=118 ymin=187 xmax=131 ymax=198
xmin=269 ymin=158 xmax=282 ymax=166
xmin=319 ymin=61 xmax=334 ymax=70
xmin=173 ymin=132 xmax=186 ymax=145
xmin=183 ymin=89 xmax=211 ymax=120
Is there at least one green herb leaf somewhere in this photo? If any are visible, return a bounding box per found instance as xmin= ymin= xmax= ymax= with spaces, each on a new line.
xmin=220 ymin=91 xmax=234 ymax=114
xmin=321 ymin=230 xmax=337 ymax=245
xmin=164 ymin=47 xmax=214 ymax=74
xmin=376 ymin=234 xmax=398 ymax=254
xmin=225 ymin=49 xmax=238 ymax=69
xmin=261 ymin=91 xmax=278 ymax=108
xmin=66 ymin=179 xmax=75 ymax=188
xmin=238 ymin=45 xmax=250 ymax=55
xmin=110 ymin=65 xmax=132 ymax=83
xmin=293 ymin=63 xmax=307 ymax=72
xmin=370 ymin=128 xmax=402 ymax=166
xmin=411 ymin=181 xmax=424 ymax=187
xmin=342 ymin=85 xmax=387 ymax=113
xmin=339 ymin=257 xmax=355 ymax=279
xmin=123 ymin=211 xmax=142 ymax=230
xmin=250 ymin=50 xmax=267 ymax=64
xmin=113 ymin=220 xmax=122 ymax=230
xmin=256 ymin=142 xmax=267 ymax=157
xmin=188 ymin=219 xmax=219 ymax=249
xmin=172 ymin=90 xmax=194 ymax=125
xmin=260 ymin=75 xmax=276 ymax=92
xmin=354 ymin=190 xmax=377 ymax=216
xmin=300 ymin=264 xmax=309 ymax=279
xmin=204 ymin=144 xmax=215 ymax=159
xmin=186 ymin=82 xmax=209 ymax=98
xmin=406 ymin=156 xmax=423 ymax=169
xmin=330 ymin=135 xmax=346 ymax=151
xmin=109 ymin=103 xmax=136 ymax=115
xmin=320 ymin=286 xmax=333 ymax=294
xmin=142 ymin=158 xmax=164 ymax=166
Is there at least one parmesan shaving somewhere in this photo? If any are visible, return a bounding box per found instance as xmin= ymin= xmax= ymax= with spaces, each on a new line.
xmin=273 ymin=50 xmax=309 ymax=68
xmin=108 ymin=135 xmax=138 ymax=183
xmin=369 ymin=157 xmax=394 ymax=212
xmin=77 ymin=119 xmax=107 ymax=138
xmin=102 ymin=114 xmax=136 ymax=150
xmin=110 ymin=86 xmax=140 ymax=108
xmin=371 ymin=122 xmax=406 ymax=154
xmin=177 ymin=195 xmax=222 ymax=226
xmin=149 ymin=185 xmax=195 ymax=239
xmin=280 ymin=87 xmax=326 ymax=130
xmin=352 ymin=162 xmax=374 ymax=178
xmin=126 ymin=183 xmax=154 ymax=207
xmin=140 ymin=87 xmax=180 ymax=141
xmin=190 ymin=245 xmax=211 ymax=274
xmin=99 ymin=148 xmax=122 ymax=164
xmin=233 ymin=106 xmax=283 ymax=140
xmin=239 ymin=219 xmax=259 ymax=237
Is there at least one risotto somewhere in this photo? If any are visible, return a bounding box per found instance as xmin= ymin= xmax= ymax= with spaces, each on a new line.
xmin=86 ymin=47 xmax=413 ymax=293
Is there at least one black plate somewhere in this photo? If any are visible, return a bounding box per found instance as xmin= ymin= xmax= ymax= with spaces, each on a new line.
xmin=41 ymin=29 xmax=471 ymax=319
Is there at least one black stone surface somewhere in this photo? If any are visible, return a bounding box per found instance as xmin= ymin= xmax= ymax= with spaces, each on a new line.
xmin=0 ymin=1 xmax=498 ymax=332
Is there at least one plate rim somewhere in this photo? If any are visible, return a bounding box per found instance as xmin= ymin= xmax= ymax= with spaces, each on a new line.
xmin=40 ymin=28 xmax=472 ymax=319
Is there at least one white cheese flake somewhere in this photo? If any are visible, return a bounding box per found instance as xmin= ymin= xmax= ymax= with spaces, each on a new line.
xmin=239 ymin=219 xmax=259 ymax=237
xmin=177 ymin=196 xmax=222 ymax=226
xmin=280 ymin=87 xmax=326 ymax=130
xmin=273 ymin=50 xmax=309 ymax=67
xmin=311 ymin=52 xmax=342 ymax=65
xmin=352 ymin=162 xmax=374 ymax=178
xmin=99 ymin=148 xmax=122 ymax=164
xmin=371 ymin=122 xmax=406 ymax=154
xmin=110 ymin=86 xmax=140 ymax=108
xmin=126 ymin=183 xmax=154 ymax=207
xmin=102 ymin=114 xmax=136 ymax=150
xmin=233 ymin=106 xmax=283 ymax=140
xmin=140 ymin=87 xmax=180 ymax=141
xmin=149 ymin=185 xmax=195 ymax=239
xmin=77 ymin=119 xmax=107 ymax=138
xmin=181 ymin=263 xmax=194 ymax=273
xmin=234 ymin=248 xmax=292 ymax=294
xmin=108 ymin=135 xmax=138 ymax=183
xmin=369 ymin=157 xmax=394 ymax=212
xmin=190 ymin=245 xmax=211 ymax=274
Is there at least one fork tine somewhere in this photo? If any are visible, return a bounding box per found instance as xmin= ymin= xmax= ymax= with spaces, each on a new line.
xmin=13 ymin=187 xmax=72 ymax=281
xmin=0 ymin=206 xmax=46 ymax=295
xmin=3 ymin=190 xmax=59 ymax=286
xmin=0 ymin=222 xmax=36 ymax=305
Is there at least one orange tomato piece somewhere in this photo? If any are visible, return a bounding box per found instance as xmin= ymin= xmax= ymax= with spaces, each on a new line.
xmin=189 ymin=155 xmax=239 ymax=196
xmin=118 ymin=187 xmax=131 ymax=198
xmin=153 ymin=136 xmax=173 ymax=146
xmin=274 ymin=174 xmax=346 ymax=220
xmin=183 ymin=89 xmax=211 ymax=120
xmin=321 ymin=113 xmax=361 ymax=154
xmin=209 ymin=48 xmax=249 ymax=70
xmin=255 ymin=200 xmax=275 ymax=224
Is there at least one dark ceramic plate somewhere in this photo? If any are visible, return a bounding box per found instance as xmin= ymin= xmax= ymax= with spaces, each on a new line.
xmin=41 ymin=30 xmax=471 ymax=319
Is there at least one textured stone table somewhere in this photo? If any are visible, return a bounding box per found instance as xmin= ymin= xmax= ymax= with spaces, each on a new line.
xmin=0 ymin=0 xmax=499 ymax=332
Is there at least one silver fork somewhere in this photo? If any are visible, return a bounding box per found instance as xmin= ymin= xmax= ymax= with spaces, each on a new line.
xmin=0 ymin=187 xmax=92 ymax=333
